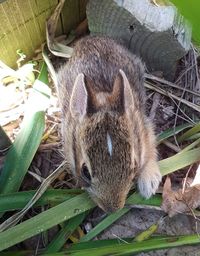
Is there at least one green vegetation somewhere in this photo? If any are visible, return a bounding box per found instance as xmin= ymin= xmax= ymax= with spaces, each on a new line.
xmin=0 ymin=1 xmax=200 ymax=253
xmin=171 ymin=0 xmax=200 ymax=44
xmin=1 ymin=119 xmax=200 ymax=253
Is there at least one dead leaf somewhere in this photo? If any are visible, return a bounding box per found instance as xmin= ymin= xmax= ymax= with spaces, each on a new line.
xmin=75 ymin=19 xmax=89 ymax=37
xmin=0 ymin=84 xmax=24 ymax=112
xmin=161 ymin=176 xmax=200 ymax=217
xmin=46 ymin=0 xmax=73 ymax=58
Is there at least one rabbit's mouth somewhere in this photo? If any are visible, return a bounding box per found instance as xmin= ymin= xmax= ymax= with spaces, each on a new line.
xmin=98 ymin=199 xmax=125 ymax=213
xmin=86 ymin=188 xmax=126 ymax=213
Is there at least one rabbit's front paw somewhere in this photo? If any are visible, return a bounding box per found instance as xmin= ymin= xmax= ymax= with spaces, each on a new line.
xmin=138 ymin=162 xmax=161 ymax=199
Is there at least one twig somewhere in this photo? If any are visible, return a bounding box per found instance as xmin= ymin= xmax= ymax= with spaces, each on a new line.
xmin=182 ymin=165 xmax=193 ymax=194
xmin=170 ymin=97 xmax=195 ymax=124
xmin=0 ymin=161 xmax=68 ymax=232
xmin=162 ymin=140 xmax=180 ymax=153
xmin=126 ymin=204 xmax=162 ymax=211
xmin=173 ymin=57 xmax=188 ymax=149
xmin=175 ymin=64 xmax=196 ymax=83
xmin=112 ymin=234 xmax=129 ymax=244
xmin=149 ymin=93 xmax=160 ymax=120
xmin=28 ymin=170 xmax=44 ymax=183
xmin=145 ymin=82 xmax=200 ymax=113
xmin=145 ymin=73 xmax=200 ymax=98
xmin=38 ymin=142 xmax=61 ymax=151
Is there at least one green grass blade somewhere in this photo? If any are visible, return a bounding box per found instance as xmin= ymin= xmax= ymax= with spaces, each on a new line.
xmin=181 ymin=137 xmax=200 ymax=153
xmin=70 ymin=238 xmax=131 ymax=250
xmin=0 ymin=193 xmax=95 ymax=251
xmin=178 ymin=123 xmax=200 ymax=142
xmin=38 ymin=62 xmax=49 ymax=85
xmin=0 ymin=62 xmax=49 ymax=195
xmin=45 ymin=212 xmax=88 ymax=253
xmin=0 ymin=111 xmax=45 ymax=194
xmin=170 ymin=0 xmax=200 ymax=44
xmin=42 ymin=234 xmax=200 ymax=255
xmin=0 ymin=251 xmax=33 ymax=256
xmin=0 ymin=189 xmax=83 ymax=213
xmin=159 ymin=147 xmax=200 ymax=176
xmin=1 ymin=131 xmax=199 ymax=250
xmin=1 ymin=146 xmax=198 ymax=250
xmin=0 ymin=162 xmax=68 ymax=231
xmin=0 ymin=192 xmax=163 ymax=251
xmin=183 ymin=133 xmax=200 ymax=141
xmin=0 ymin=240 xmax=131 ymax=255
xmin=157 ymin=123 xmax=192 ymax=144
xmin=1 ymin=234 xmax=200 ymax=255
xmin=80 ymin=208 xmax=130 ymax=242
xmin=127 ymin=193 xmax=161 ymax=206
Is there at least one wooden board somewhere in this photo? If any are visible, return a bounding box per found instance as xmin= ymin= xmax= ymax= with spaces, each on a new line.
xmin=0 ymin=0 xmax=87 ymax=68
xmin=79 ymin=0 xmax=88 ymax=21
xmin=61 ymin=0 xmax=79 ymax=35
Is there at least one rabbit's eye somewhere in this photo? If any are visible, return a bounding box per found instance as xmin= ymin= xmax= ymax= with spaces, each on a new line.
xmin=81 ymin=163 xmax=91 ymax=184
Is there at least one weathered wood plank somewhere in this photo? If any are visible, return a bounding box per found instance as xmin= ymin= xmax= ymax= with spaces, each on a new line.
xmin=61 ymin=0 xmax=80 ymax=34
xmin=0 ymin=0 xmax=63 ymax=68
xmin=79 ymin=0 xmax=88 ymax=22
xmin=0 ymin=0 xmax=87 ymax=67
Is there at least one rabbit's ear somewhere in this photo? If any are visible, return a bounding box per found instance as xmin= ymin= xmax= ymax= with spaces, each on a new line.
xmin=70 ymin=70 xmax=135 ymax=118
xmin=110 ymin=69 xmax=134 ymax=113
xmin=70 ymin=73 xmax=100 ymax=118
xmin=70 ymin=73 xmax=88 ymax=119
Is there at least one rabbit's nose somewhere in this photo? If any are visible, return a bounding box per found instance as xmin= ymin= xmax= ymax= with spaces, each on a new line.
xmin=100 ymin=201 xmax=125 ymax=213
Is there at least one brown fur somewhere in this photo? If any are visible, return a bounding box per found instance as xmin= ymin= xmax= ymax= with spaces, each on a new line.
xmin=57 ymin=36 xmax=161 ymax=212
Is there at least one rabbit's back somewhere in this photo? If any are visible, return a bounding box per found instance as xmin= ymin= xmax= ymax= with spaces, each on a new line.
xmin=58 ymin=36 xmax=145 ymax=111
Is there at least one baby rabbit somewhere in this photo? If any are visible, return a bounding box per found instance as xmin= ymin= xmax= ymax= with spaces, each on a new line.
xmin=57 ymin=36 xmax=161 ymax=213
